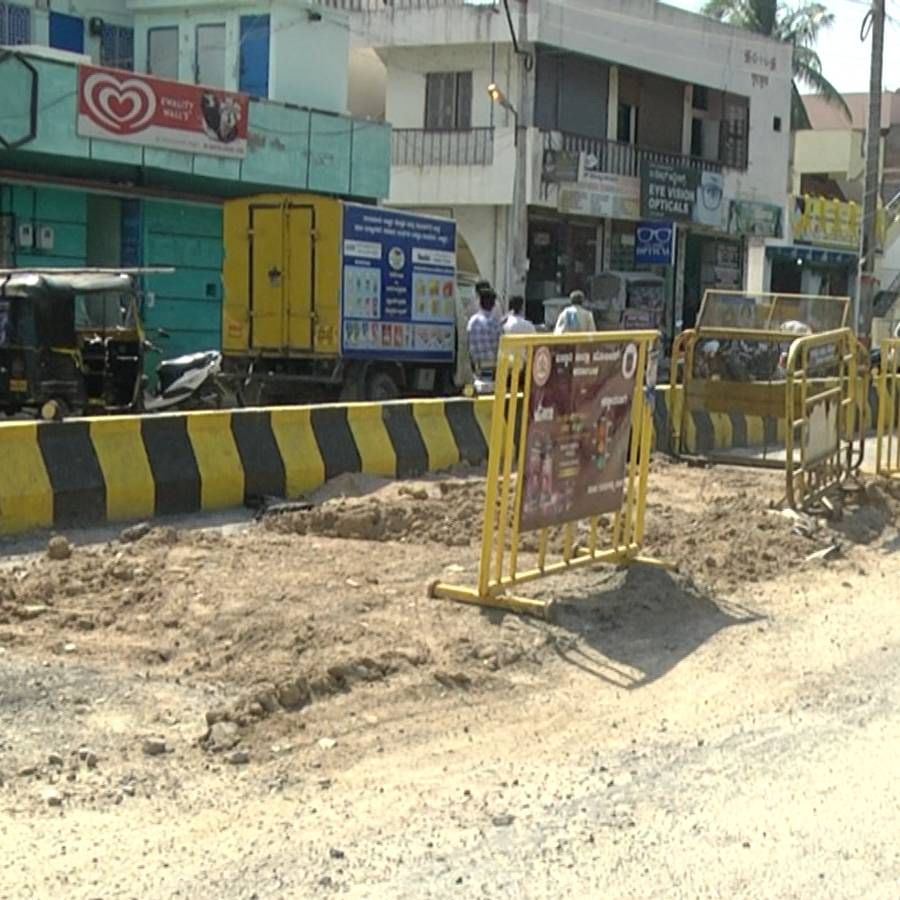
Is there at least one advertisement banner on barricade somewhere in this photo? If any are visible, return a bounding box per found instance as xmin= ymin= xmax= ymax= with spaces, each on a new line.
xmin=520 ymin=342 xmax=637 ymax=531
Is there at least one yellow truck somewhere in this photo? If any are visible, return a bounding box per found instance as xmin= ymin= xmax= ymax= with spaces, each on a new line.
xmin=222 ymin=193 xmax=460 ymax=402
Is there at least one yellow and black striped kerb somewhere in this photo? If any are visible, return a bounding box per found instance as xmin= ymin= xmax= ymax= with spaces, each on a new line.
xmin=655 ymin=383 xmax=879 ymax=454
xmin=0 ymin=397 xmax=493 ymax=536
xmin=1 ymin=385 xmax=877 ymax=537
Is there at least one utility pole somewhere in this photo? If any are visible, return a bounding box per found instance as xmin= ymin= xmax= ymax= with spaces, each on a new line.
xmin=857 ymin=0 xmax=886 ymax=337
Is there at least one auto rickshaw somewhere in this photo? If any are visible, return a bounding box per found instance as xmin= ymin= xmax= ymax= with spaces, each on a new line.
xmin=0 ymin=269 xmax=146 ymax=419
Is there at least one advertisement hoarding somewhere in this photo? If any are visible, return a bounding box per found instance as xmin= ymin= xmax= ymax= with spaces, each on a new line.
xmin=641 ymin=161 xmax=726 ymax=229
xmin=77 ymin=65 xmax=249 ymax=158
xmin=341 ymin=205 xmax=457 ymax=362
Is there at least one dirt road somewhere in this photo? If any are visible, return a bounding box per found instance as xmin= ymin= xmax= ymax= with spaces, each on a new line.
xmin=1 ymin=460 xmax=898 ymax=898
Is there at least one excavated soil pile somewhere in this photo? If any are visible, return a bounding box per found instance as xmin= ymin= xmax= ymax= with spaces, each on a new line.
xmin=0 ymin=460 xmax=896 ymax=752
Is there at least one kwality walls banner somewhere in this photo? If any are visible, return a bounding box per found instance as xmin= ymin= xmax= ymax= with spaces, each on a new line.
xmin=77 ymin=65 xmax=249 ymax=158
xmin=640 ymin=160 xmax=727 ymax=230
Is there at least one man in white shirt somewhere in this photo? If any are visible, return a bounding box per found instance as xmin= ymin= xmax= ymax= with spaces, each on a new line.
xmin=554 ymin=289 xmax=596 ymax=334
xmin=503 ymin=296 xmax=536 ymax=336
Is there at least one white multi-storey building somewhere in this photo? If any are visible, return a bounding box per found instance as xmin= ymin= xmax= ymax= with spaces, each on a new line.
xmin=333 ymin=0 xmax=793 ymax=334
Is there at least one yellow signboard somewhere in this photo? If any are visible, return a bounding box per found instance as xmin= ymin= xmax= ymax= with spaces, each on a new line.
xmin=792 ymin=195 xmax=885 ymax=249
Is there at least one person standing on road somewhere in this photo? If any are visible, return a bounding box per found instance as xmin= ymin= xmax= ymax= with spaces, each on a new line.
xmin=466 ymin=281 xmax=502 ymax=377
xmin=503 ymin=295 xmax=536 ymax=337
xmin=554 ymin=289 xmax=595 ymax=334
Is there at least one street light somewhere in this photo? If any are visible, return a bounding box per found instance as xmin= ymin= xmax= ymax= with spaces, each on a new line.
xmin=487 ymin=82 xmax=519 ymax=143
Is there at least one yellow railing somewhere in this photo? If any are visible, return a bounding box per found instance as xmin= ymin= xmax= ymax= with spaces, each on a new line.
xmin=430 ymin=330 xmax=661 ymax=619
xmin=784 ymin=328 xmax=863 ymax=509
xmin=876 ymin=338 xmax=900 ymax=479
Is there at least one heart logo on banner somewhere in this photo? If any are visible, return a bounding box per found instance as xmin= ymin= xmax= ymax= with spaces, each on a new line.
xmin=82 ymin=71 xmax=157 ymax=134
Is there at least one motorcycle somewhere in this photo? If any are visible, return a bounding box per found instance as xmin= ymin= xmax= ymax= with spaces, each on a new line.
xmin=141 ymin=348 xmax=225 ymax=412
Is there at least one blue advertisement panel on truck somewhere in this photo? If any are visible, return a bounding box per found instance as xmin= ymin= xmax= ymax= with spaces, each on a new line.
xmin=341 ymin=204 xmax=457 ymax=364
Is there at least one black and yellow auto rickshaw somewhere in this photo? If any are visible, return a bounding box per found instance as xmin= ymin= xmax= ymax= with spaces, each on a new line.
xmin=0 ymin=269 xmax=146 ymax=419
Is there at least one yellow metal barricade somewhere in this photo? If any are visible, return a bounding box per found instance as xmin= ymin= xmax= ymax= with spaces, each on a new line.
xmin=671 ymin=291 xmax=851 ymax=461
xmin=430 ymin=330 xmax=660 ymax=619
xmin=784 ymin=328 xmax=864 ymax=509
xmin=876 ymin=338 xmax=900 ymax=479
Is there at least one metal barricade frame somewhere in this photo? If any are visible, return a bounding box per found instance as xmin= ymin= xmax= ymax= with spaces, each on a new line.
xmin=669 ymin=291 xmax=853 ymax=463
xmin=784 ymin=328 xmax=863 ymax=509
xmin=430 ymin=330 xmax=661 ymax=620
xmin=876 ymin=337 xmax=900 ymax=479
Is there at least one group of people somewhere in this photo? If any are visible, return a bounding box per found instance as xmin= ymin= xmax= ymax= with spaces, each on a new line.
xmin=465 ymin=281 xmax=594 ymax=378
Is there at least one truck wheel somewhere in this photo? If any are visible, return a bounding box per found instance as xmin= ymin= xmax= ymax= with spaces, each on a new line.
xmin=366 ymin=368 xmax=401 ymax=402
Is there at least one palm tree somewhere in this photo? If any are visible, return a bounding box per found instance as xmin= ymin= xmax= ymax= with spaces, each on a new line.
xmin=701 ymin=0 xmax=852 ymax=129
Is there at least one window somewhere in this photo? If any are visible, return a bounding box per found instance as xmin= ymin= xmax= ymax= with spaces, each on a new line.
xmin=195 ymin=23 xmax=226 ymax=87
xmin=239 ymin=15 xmax=270 ymax=97
xmin=100 ymin=25 xmax=134 ymax=71
xmin=691 ymin=118 xmax=704 ymax=158
xmin=692 ymin=85 xmax=709 ymax=111
xmin=147 ymin=26 xmax=178 ymax=80
xmin=720 ymin=94 xmax=749 ymax=169
xmin=424 ymin=72 xmax=472 ymax=130
xmin=0 ymin=3 xmax=31 ymax=45
xmin=617 ymin=103 xmax=637 ymax=145
xmin=0 ymin=214 xmax=14 ymax=268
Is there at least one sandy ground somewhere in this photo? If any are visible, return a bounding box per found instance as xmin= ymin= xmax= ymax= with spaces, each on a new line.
xmin=1 ymin=458 xmax=899 ymax=898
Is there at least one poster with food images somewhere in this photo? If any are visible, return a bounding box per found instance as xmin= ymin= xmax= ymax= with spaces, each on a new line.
xmin=519 ymin=342 xmax=638 ymax=532
xmin=341 ymin=204 xmax=456 ymax=362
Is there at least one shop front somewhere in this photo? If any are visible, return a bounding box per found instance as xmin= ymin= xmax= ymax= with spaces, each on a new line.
xmin=768 ymin=245 xmax=856 ymax=296
xmin=527 ymin=150 xmax=641 ymax=323
xmin=775 ymin=195 xmax=886 ymax=298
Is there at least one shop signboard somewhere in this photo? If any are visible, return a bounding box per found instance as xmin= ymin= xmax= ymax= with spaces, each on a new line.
xmin=542 ymin=149 xmax=580 ymax=183
xmin=641 ymin=161 xmax=727 ymax=230
xmin=729 ymin=200 xmax=783 ymax=238
xmin=520 ymin=341 xmax=638 ymax=532
xmin=558 ymin=172 xmax=641 ymax=220
xmin=634 ymin=221 xmax=676 ymax=266
xmin=77 ymin=65 xmax=249 ymax=158
xmin=340 ymin=204 xmax=457 ymax=362
xmin=792 ymin=195 xmax=885 ymax=249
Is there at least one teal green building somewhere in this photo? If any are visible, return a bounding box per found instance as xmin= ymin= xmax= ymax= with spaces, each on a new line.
xmin=0 ymin=0 xmax=390 ymax=362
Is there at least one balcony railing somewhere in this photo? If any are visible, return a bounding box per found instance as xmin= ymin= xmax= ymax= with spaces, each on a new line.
xmin=545 ymin=131 xmax=724 ymax=177
xmin=319 ymin=0 xmax=496 ymax=10
xmin=392 ymin=127 xmax=494 ymax=167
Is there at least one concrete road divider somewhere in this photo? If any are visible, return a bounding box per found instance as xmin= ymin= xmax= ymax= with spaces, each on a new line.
xmin=0 ymin=398 xmax=492 ymax=536
xmin=3 ymin=385 xmax=871 ymax=537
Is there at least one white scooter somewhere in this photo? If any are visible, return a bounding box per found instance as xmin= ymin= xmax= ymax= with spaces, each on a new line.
xmin=141 ymin=349 xmax=225 ymax=412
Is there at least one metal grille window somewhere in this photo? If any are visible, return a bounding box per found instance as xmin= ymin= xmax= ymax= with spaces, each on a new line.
xmin=720 ymin=94 xmax=749 ymax=170
xmin=0 ymin=3 xmax=32 ymax=45
xmin=424 ymin=72 xmax=472 ymax=130
xmin=100 ymin=24 xmax=134 ymax=71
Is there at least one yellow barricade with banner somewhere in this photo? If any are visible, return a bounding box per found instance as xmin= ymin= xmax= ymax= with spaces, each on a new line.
xmin=876 ymin=338 xmax=900 ymax=479
xmin=669 ymin=290 xmax=852 ymax=462
xmin=430 ymin=330 xmax=660 ymax=620
xmin=784 ymin=328 xmax=864 ymax=509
